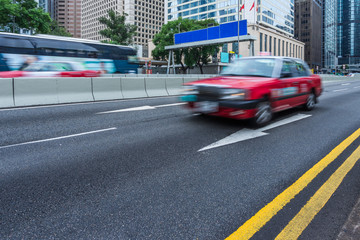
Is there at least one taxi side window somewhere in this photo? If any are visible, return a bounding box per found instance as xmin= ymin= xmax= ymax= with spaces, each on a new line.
xmin=281 ymin=61 xmax=297 ymax=78
xmin=47 ymin=63 xmax=73 ymax=71
xmin=295 ymin=62 xmax=309 ymax=76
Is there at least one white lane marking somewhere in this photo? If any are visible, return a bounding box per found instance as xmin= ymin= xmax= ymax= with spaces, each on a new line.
xmin=333 ymin=88 xmax=349 ymax=92
xmin=0 ymin=96 xmax=175 ymax=112
xmin=0 ymin=127 xmax=117 ymax=149
xmin=97 ymin=106 xmax=155 ymax=114
xmin=156 ymin=103 xmax=186 ymax=108
xmin=342 ymin=83 xmax=351 ymax=86
xmin=97 ymin=103 xmax=185 ymax=114
xmin=198 ymin=114 xmax=311 ymax=152
xmin=354 ymin=86 xmax=360 ymax=89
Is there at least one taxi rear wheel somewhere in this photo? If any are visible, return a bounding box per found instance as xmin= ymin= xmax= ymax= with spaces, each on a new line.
xmin=252 ymin=101 xmax=272 ymax=127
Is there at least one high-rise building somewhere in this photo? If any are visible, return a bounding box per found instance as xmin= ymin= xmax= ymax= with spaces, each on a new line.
xmin=294 ymin=0 xmax=322 ymax=69
xmin=47 ymin=0 xmax=56 ymax=19
xmin=54 ymin=0 xmax=82 ymax=38
xmin=322 ymin=0 xmax=337 ymax=69
xmin=166 ymin=0 xmax=295 ymax=36
xmin=337 ymin=0 xmax=360 ymax=65
xmin=34 ymin=0 xmax=53 ymax=16
xmin=81 ymin=0 xmax=164 ymax=57
xmin=37 ymin=0 xmax=48 ymax=10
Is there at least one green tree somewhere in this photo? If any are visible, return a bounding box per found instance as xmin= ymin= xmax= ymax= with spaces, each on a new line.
xmin=0 ymin=0 xmax=51 ymax=33
xmin=99 ymin=10 xmax=137 ymax=45
xmin=40 ymin=20 xmax=72 ymax=37
xmin=152 ymin=18 xmax=219 ymax=74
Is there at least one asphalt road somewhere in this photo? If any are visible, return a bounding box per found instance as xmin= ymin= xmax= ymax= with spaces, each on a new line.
xmin=1 ymin=79 xmax=359 ymax=239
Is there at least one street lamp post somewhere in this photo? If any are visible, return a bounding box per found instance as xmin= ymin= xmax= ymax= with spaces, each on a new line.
xmin=12 ymin=0 xmax=16 ymax=33
xmin=237 ymin=0 xmax=240 ymax=56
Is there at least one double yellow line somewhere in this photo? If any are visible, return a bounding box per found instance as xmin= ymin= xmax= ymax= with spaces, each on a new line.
xmin=226 ymin=128 xmax=360 ymax=240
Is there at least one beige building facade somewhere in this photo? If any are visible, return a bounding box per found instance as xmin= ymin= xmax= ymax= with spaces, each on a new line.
xmin=237 ymin=24 xmax=305 ymax=59
xmin=54 ymin=0 xmax=82 ymax=38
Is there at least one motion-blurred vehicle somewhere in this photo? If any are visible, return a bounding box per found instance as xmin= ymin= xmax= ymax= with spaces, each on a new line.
xmin=181 ymin=57 xmax=322 ymax=127
xmin=346 ymin=73 xmax=360 ymax=77
xmin=0 ymin=32 xmax=139 ymax=73
xmin=0 ymin=61 xmax=100 ymax=78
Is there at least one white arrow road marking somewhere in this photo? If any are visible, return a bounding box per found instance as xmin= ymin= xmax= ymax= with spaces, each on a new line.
xmin=97 ymin=103 xmax=185 ymax=114
xmin=198 ymin=114 xmax=311 ymax=152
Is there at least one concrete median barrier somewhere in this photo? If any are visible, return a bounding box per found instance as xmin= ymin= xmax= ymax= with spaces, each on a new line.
xmin=183 ymin=77 xmax=200 ymax=84
xmin=0 ymin=78 xmax=14 ymax=108
xmin=92 ymin=77 xmax=123 ymax=101
xmin=121 ymin=77 xmax=147 ymax=99
xmin=57 ymin=77 xmax=94 ymax=103
xmin=145 ymin=77 xmax=168 ymax=97
xmin=166 ymin=77 xmax=184 ymax=96
xmin=14 ymin=78 xmax=59 ymax=106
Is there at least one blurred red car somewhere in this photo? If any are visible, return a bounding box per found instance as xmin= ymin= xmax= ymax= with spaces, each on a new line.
xmin=0 ymin=61 xmax=100 ymax=78
xmin=181 ymin=57 xmax=322 ymax=127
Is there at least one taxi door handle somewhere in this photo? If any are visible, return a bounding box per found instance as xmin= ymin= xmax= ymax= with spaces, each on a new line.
xmin=293 ymin=81 xmax=299 ymax=84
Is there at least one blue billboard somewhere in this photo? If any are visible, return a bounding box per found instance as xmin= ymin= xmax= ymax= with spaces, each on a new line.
xmin=174 ymin=20 xmax=247 ymax=45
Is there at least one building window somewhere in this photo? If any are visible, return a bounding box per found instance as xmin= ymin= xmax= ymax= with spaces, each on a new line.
xmin=289 ymin=43 xmax=292 ymax=57
xmin=222 ymin=43 xmax=228 ymax=53
xmin=282 ymin=40 xmax=284 ymax=56
xmin=286 ymin=42 xmax=288 ymax=56
xmin=264 ymin=34 xmax=267 ymax=52
xmin=260 ymin=33 xmax=263 ymax=52
xmin=293 ymin=45 xmax=295 ymax=58
xmin=269 ymin=36 xmax=272 ymax=54
xmin=278 ymin=39 xmax=281 ymax=56
xmin=232 ymin=42 xmax=238 ymax=54
xmin=274 ymin=38 xmax=276 ymax=56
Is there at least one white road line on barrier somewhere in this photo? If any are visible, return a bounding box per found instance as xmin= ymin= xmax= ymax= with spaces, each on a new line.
xmin=333 ymin=88 xmax=349 ymax=92
xmin=198 ymin=114 xmax=312 ymax=152
xmin=0 ymin=127 xmax=117 ymax=149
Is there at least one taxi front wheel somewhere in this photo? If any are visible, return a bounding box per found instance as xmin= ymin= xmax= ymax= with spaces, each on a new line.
xmin=252 ymin=101 xmax=272 ymax=127
xmin=304 ymin=92 xmax=316 ymax=111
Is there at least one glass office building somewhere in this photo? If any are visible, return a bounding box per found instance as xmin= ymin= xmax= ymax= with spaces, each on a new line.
xmin=337 ymin=0 xmax=360 ymax=65
xmin=165 ymin=0 xmax=295 ymax=36
xmin=322 ymin=0 xmax=337 ymax=68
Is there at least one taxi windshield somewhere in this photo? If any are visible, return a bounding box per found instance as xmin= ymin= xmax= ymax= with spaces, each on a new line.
xmin=221 ymin=58 xmax=276 ymax=78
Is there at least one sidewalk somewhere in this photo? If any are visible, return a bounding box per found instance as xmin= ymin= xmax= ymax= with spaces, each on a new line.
xmin=336 ymin=197 xmax=360 ymax=240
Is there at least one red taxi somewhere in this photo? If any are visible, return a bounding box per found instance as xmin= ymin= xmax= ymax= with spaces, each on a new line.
xmin=0 ymin=61 xmax=100 ymax=78
xmin=181 ymin=57 xmax=322 ymax=126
